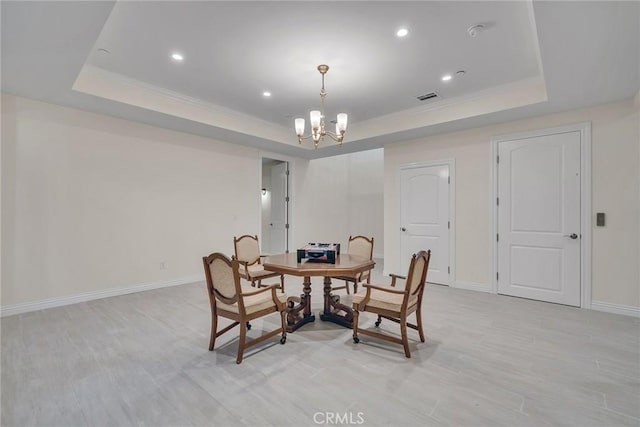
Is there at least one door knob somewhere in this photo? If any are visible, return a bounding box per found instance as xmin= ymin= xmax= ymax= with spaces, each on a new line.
xmin=401 ymin=227 xmax=407 ymax=232
xmin=563 ymin=233 xmax=578 ymax=239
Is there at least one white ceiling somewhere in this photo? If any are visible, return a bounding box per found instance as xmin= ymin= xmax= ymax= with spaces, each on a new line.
xmin=2 ymin=1 xmax=638 ymax=159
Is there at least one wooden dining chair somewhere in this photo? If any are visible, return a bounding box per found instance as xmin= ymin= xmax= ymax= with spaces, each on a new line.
xmin=234 ymin=234 xmax=285 ymax=293
xmin=330 ymin=235 xmax=374 ymax=294
xmin=202 ymin=252 xmax=287 ymax=364
xmin=352 ymin=250 xmax=431 ymax=358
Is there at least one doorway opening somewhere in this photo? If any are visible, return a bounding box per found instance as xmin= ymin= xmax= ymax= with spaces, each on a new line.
xmin=261 ymin=158 xmax=290 ymax=255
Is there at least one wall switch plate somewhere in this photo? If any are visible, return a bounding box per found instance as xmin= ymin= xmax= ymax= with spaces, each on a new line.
xmin=596 ymin=212 xmax=605 ymax=226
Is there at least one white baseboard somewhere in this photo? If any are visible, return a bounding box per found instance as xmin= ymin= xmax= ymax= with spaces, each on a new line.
xmin=453 ymin=280 xmax=492 ymax=293
xmin=591 ymin=300 xmax=640 ymax=318
xmin=0 ymin=274 xmax=203 ymax=317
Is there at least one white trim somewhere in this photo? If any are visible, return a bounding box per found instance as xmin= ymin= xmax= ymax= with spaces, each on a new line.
xmin=491 ymin=122 xmax=592 ymax=308
xmin=398 ymin=159 xmax=456 ymax=286
xmin=591 ymin=301 xmax=640 ymax=318
xmin=74 ymin=65 xmax=293 ymax=144
xmin=453 ymin=281 xmax=491 ymax=293
xmin=0 ymin=275 xmax=202 ymax=317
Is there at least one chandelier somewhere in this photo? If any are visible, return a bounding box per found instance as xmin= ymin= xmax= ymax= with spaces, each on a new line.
xmin=295 ymin=64 xmax=348 ymax=148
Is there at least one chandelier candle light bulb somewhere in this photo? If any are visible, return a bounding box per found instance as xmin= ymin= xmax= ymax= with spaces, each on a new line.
xmin=294 ymin=64 xmax=348 ymax=148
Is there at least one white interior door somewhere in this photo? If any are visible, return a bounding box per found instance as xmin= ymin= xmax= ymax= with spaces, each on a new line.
xmin=269 ymin=162 xmax=288 ymax=254
xmin=400 ymin=165 xmax=450 ymax=285
xmin=497 ymin=131 xmax=581 ymax=306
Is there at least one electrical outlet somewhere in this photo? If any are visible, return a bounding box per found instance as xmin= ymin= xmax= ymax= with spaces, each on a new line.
xmin=160 ymin=261 xmax=167 ymax=270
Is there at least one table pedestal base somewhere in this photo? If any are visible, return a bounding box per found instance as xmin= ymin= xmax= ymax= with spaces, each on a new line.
xmin=286 ymin=276 xmax=315 ymax=333
xmin=319 ymin=276 xmax=354 ymax=328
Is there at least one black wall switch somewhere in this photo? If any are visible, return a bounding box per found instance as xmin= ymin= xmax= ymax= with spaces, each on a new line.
xmin=596 ymin=212 xmax=605 ymax=226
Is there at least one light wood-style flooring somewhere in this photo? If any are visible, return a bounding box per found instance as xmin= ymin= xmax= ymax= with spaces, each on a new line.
xmin=2 ymin=264 xmax=639 ymax=426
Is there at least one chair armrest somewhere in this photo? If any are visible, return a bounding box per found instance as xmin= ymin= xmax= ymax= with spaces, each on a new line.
xmin=239 ymin=285 xmax=285 ymax=311
xmin=389 ymin=273 xmax=406 ymax=287
xmin=362 ymin=283 xmax=407 ymax=295
xmin=240 ymin=284 xmax=278 ymax=297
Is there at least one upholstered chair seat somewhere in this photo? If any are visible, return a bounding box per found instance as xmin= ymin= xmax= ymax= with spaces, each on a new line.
xmin=352 ymin=285 xmax=419 ymax=312
xmin=217 ymin=285 xmax=288 ymax=315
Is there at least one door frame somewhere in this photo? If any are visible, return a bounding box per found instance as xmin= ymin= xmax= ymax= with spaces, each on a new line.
xmin=491 ymin=122 xmax=592 ymax=308
xmin=398 ymin=159 xmax=456 ymax=286
xmin=259 ymin=151 xmax=295 ymax=254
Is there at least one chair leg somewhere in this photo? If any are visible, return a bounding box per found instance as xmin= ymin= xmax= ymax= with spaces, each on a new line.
xmin=400 ymin=314 xmax=411 ymax=358
xmin=280 ymin=275 xmax=285 ymax=293
xmin=236 ymin=321 xmax=247 ymax=364
xmin=416 ymin=308 xmax=425 ymax=343
xmin=209 ymin=311 xmax=218 ymax=351
xmin=279 ymin=311 xmax=287 ymax=344
xmin=375 ymin=315 xmax=382 ymax=327
xmin=246 ymin=321 xmax=252 ymax=330
xmin=352 ymin=310 xmax=360 ymax=343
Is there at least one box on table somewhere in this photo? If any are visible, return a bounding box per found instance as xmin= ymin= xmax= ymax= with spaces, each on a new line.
xmin=297 ymin=243 xmax=341 ymax=264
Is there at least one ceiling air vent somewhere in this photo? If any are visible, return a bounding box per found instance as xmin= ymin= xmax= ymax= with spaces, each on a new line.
xmin=416 ymin=92 xmax=440 ymax=102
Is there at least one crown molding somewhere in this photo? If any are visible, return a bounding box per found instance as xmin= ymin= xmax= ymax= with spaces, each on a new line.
xmin=346 ymin=76 xmax=547 ymax=142
xmin=72 ymin=65 xmax=302 ymax=148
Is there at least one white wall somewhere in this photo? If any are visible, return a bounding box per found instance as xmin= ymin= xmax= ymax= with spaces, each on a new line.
xmin=385 ymin=98 xmax=640 ymax=309
xmin=1 ymin=94 xmax=260 ymax=308
xmin=1 ymin=95 xmax=385 ymax=312
xmin=293 ymin=148 xmax=384 ymax=258
xmin=4 ymin=92 xmax=635 ymax=313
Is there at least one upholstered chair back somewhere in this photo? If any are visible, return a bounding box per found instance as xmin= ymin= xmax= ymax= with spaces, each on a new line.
xmin=210 ymin=257 xmax=238 ymax=300
xmin=407 ymin=250 xmax=430 ymax=295
xmin=348 ymin=236 xmax=374 ymax=260
xmin=234 ymin=235 xmax=261 ymax=265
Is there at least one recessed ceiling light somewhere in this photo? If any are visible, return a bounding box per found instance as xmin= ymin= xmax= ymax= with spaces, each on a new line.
xmin=263 ymin=91 xmax=272 ymax=97
xmin=442 ymin=74 xmax=453 ymax=82
xmin=396 ymin=28 xmax=409 ymax=37
xmin=171 ymin=52 xmax=184 ymax=62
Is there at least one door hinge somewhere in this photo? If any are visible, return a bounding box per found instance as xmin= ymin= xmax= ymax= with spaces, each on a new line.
xmin=496 ymin=197 xmax=499 ymax=206
xmin=285 ymin=223 xmax=289 ymax=229
xmin=496 ymin=272 xmax=499 ymax=281
xmin=285 ymin=169 xmax=290 ymax=176
xmin=497 ymin=155 xmax=500 ymax=164
xmin=496 ymin=233 xmax=499 ymax=242
xmin=448 ymin=176 xmax=450 ymax=184
xmin=285 ymin=196 xmax=290 ymax=202
xmin=448 ymin=266 xmax=450 ymax=274
xmin=448 ymin=221 xmax=450 ymax=229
